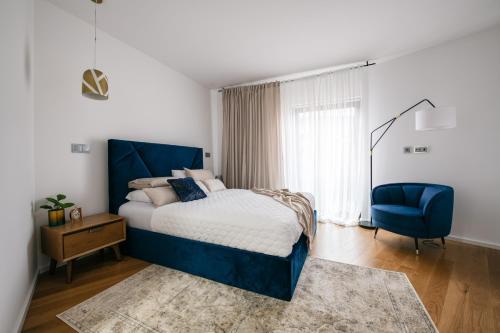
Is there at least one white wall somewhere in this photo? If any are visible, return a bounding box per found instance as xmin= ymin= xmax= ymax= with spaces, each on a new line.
xmin=0 ymin=0 xmax=37 ymax=332
xmin=368 ymin=25 xmax=500 ymax=247
xmin=34 ymin=0 xmax=212 ymax=267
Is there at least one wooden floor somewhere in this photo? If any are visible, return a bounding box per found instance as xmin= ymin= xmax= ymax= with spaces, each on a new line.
xmin=23 ymin=224 xmax=500 ymax=332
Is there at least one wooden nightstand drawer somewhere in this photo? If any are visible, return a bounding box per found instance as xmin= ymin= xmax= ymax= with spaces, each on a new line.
xmin=63 ymin=220 xmax=125 ymax=259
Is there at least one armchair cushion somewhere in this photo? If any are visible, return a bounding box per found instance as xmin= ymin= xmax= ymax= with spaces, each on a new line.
xmin=419 ymin=186 xmax=444 ymax=212
xmin=403 ymin=185 xmax=425 ymax=207
xmin=371 ymin=204 xmax=425 ymax=233
xmin=372 ymin=185 xmax=404 ymax=206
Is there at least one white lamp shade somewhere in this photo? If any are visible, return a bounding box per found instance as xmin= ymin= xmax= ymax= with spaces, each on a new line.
xmin=415 ymin=106 xmax=456 ymax=131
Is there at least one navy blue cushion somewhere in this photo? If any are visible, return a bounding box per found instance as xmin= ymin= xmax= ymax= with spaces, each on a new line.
xmin=167 ymin=177 xmax=207 ymax=202
xmin=372 ymin=185 xmax=405 ymax=205
xmin=419 ymin=186 xmax=442 ymax=210
xmin=371 ymin=204 xmax=425 ymax=233
xmin=402 ymin=185 xmax=425 ymax=207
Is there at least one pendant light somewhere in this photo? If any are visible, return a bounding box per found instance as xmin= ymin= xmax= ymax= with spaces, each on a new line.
xmin=82 ymin=0 xmax=109 ymax=100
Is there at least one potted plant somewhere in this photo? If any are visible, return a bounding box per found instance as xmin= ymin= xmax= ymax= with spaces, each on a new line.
xmin=40 ymin=194 xmax=75 ymax=227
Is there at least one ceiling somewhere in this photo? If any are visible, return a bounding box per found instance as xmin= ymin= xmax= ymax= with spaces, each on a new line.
xmin=47 ymin=0 xmax=500 ymax=88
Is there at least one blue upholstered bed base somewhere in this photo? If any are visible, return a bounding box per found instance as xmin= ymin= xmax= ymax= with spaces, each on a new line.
xmin=123 ymin=227 xmax=309 ymax=301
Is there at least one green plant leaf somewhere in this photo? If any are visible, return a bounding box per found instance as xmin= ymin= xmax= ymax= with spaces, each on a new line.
xmin=40 ymin=205 xmax=53 ymax=210
xmin=62 ymin=202 xmax=75 ymax=208
xmin=46 ymin=197 xmax=59 ymax=205
xmin=56 ymin=194 xmax=66 ymax=201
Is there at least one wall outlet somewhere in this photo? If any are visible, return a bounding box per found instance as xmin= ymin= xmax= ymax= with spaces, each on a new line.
xmin=71 ymin=143 xmax=90 ymax=153
xmin=414 ymin=146 xmax=429 ymax=153
xmin=205 ymin=152 xmax=211 ymax=158
xmin=403 ymin=146 xmax=412 ymax=154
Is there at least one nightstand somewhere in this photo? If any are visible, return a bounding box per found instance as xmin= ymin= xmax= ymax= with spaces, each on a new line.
xmin=41 ymin=213 xmax=126 ymax=283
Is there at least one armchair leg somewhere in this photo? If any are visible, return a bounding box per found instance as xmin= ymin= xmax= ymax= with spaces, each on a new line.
xmin=441 ymin=237 xmax=446 ymax=249
xmin=414 ymin=238 xmax=419 ymax=255
xmin=374 ymin=227 xmax=379 ymax=239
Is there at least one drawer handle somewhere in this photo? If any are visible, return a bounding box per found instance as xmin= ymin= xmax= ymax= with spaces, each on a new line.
xmin=88 ymin=226 xmax=104 ymax=233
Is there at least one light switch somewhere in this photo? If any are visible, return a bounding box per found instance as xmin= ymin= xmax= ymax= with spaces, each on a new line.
xmin=71 ymin=143 xmax=90 ymax=153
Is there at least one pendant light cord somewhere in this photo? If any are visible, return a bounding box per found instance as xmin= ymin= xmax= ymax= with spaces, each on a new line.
xmin=94 ymin=0 xmax=97 ymax=69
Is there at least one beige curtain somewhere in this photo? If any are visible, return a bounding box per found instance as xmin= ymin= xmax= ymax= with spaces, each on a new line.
xmin=222 ymin=82 xmax=282 ymax=189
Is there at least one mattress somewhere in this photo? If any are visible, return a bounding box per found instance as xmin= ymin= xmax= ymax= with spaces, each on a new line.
xmin=119 ymin=189 xmax=315 ymax=257
xmin=118 ymin=201 xmax=155 ymax=230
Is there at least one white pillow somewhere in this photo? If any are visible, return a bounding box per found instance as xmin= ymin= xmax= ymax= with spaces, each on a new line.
xmin=184 ymin=168 xmax=215 ymax=181
xmin=172 ymin=170 xmax=186 ymax=178
xmin=202 ymin=179 xmax=227 ymax=192
xmin=195 ymin=180 xmax=210 ymax=194
xmin=125 ymin=190 xmax=152 ymax=203
xmin=143 ymin=187 xmax=180 ymax=207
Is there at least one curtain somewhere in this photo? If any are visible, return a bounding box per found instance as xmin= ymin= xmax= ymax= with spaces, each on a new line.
xmin=281 ymin=69 xmax=369 ymax=226
xmin=222 ymin=82 xmax=283 ymax=189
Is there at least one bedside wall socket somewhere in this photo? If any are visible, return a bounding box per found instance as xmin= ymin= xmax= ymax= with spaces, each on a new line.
xmin=414 ymin=146 xmax=429 ymax=153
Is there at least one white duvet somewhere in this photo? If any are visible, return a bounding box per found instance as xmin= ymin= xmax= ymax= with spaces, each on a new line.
xmin=151 ymin=189 xmax=306 ymax=257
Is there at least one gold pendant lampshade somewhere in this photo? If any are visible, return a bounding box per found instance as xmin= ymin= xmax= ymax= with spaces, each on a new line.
xmin=82 ymin=69 xmax=109 ymax=100
xmin=82 ymin=0 xmax=109 ymax=100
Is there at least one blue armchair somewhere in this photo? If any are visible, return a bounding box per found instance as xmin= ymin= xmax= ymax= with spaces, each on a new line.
xmin=371 ymin=183 xmax=454 ymax=254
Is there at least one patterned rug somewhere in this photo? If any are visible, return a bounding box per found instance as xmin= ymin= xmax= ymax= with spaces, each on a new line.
xmin=58 ymin=257 xmax=437 ymax=332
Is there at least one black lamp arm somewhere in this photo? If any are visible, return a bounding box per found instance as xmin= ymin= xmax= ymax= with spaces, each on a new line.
xmin=368 ymin=98 xmax=435 ymax=194
xmin=370 ymin=99 xmax=435 ymax=151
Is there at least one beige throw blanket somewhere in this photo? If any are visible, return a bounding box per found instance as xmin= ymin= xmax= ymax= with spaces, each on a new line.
xmin=251 ymin=188 xmax=315 ymax=247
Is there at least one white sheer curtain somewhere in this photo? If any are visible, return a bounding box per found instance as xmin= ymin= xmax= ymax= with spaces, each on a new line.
xmin=281 ymin=68 xmax=369 ymax=226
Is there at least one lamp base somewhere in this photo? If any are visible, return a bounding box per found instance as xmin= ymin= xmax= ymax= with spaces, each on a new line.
xmin=358 ymin=219 xmax=376 ymax=229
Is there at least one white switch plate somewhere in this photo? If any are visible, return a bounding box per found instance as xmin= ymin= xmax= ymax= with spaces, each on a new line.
xmin=71 ymin=143 xmax=90 ymax=153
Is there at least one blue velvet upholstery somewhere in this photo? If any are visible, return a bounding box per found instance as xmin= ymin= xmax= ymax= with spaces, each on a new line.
xmin=123 ymin=227 xmax=311 ymax=301
xmin=167 ymin=177 xmax=207 ymax=202
xmin=108 ymin=139 xmax=312 ymax=301
xmin=108 ymin=139 xmax=203 ymax=214
xmin=371 ymin=183 xmax=454 ymax=239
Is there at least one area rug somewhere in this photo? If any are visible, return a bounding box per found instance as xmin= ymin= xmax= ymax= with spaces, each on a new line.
xmin=58 ymin=257 xmax=437 ymax=332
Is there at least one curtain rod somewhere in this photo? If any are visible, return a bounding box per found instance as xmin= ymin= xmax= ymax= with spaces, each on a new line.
xmin=217 ymin=61 xmax=376 ymax=92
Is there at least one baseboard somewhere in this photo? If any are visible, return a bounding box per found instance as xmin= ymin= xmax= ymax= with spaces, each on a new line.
xmin=39 ymin=250 xmax=99 ymax=274
xmin=447 ymin=235 xmax=500 ymax=250
xmin=14 ymin=268 xmax=39 ymax=333
xmin=39 ymin=262 xmax=51 ymax=274
xmin=39 ymin=261 xmax=68 ymax=274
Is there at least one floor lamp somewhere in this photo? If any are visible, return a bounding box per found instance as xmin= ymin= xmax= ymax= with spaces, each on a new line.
xmin=359 ymin=99 xmax=457 ymax=229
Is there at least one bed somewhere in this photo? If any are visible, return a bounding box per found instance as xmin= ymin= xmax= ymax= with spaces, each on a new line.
xmin=108 ymin=139 xmax=316 ymax=301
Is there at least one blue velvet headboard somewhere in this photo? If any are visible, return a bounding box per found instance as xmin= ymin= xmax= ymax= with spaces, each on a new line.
xmin=108 ymin=139 xmax=203 ymax=214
